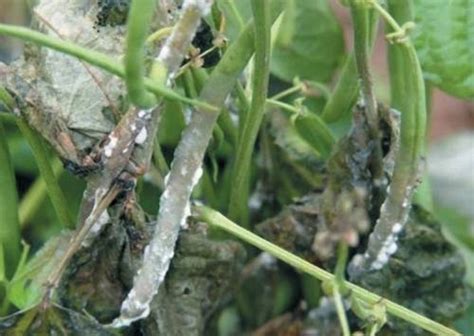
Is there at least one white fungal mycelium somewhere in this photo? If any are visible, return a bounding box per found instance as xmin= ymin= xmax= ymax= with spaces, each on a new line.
xmin=104 ymin=135 xmax=118 ymax=157
xmin=367 ymin=192 xmax=413 ymax=271
xmin=135 ymin=127 xmax=148 ymax=144
xmin=82 ymin=187 xmax=109 ymax=247
xmin=155 ymin=0 xmax=212 ymax=77
xmin=183 ymin=0 xmax=213 ymax=16
xmin=82 ymin=210 xmax=110 ymax=247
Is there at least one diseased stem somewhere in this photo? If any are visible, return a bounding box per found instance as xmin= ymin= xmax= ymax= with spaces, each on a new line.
xmin=349 ymin=0 xmax=427 ymax=274
xmin=195 ymin=206 xmax=460 ymax=336
xmin=228 ymin=0 xmax=272 ymax=225
xmin=114 ymin=1 xmax=283 ymax=327
xmin=125 ymin=0 xmax=158 ymax=108
xmin=16 ymin=119 xmax=74 ymax=229
xmin=349 ymin=0 xmax=384 ymax=182
xmin=146 ymin=26 xmax=173 ymax=45
xmin=0 ymin=24 xmax=217 ymax=112
xmin=0 ymin=120 xmax=21 ymax=279
xmin=112 ymin=0 xmax=219 ymax=327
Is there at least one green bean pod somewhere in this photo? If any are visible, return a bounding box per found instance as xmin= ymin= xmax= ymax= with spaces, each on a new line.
xmin=291 ymin=108 xmax=335 ymax=160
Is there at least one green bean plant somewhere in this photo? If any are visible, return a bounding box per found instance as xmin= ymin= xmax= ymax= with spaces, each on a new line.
xmin=0 ymin=0 xmax=472 ymax=335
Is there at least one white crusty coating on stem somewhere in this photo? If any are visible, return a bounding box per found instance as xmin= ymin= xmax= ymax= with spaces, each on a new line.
xmin=112 ymin=0 xmax=212 ymax=327
xmin=156 ymin=0 xmax=212 ymax=78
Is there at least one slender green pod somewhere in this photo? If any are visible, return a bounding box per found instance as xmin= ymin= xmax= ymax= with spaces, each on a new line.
xmin=0 ymin=121 xmax=21 ymax=279
xmin=228 ymin=0 xmax=272 ymax=225
xmin=125 ymin=0 xmax=158 ymax=108
xmin=16 ymin=120 xmax=74 ymax=229
xmin=19 ymin=158 xmax=64 ymax=227
xmin=349 ymin=1 xmax=427 ymax=275
xmin=387 ymin=0 xmax=433 ymax=210
xmin=291 ymin=108 xmax=335 ymax=160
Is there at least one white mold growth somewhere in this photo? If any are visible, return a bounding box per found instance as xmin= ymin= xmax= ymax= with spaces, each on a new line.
xmin=392 ymin=222 xmax=403 ymax=233
xmin=191 ymin=166 xmax=203 ymax=188
xmin=135 ymin=127 xmax=148 ymax=144
xmin=104 ymin=135 xmax=118 ymax=157
xmin=82 ymin=209 xmax=110 ymax=247
xmin=183 ymin=0 xmax=213 ymax=16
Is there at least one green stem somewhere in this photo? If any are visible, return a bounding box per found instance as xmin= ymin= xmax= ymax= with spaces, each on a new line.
xmin=153 ymin=136 xmax=169 ymax=176
xmin=349 ymin=0 xmax=384 ymax=181
xmin=335 ymin=242 xmax=348 ymax=285
xmin=194 ymin=206 xmax=460 ymax=336
xmin=0 ymin=121 xmax=21 ymax=279
xmin=333 ymin=284 xmax=351 ymax=336
xmin=125 ymin=0 xmax=158 ymax=108
xmin=19 ymin=158 xmax=64 ymax=228
xmin=0 ymin=24 xmax=217 ymax=112
xmin=235 ymin=81 xmax=250 ymax=135
xmin=228 ymin=0 xmax=272 ymax=225
xmin=266 ymin=98 xmax=299 ymax=113
xmin=369 ymin=323 xmax=378 ymax=336
xmin=16 ymin=119 xmax=74 ymax=229
xmin=270 ymin=84 xmax=302 ymax=101
xmin=333 ymin=242 xmax=351 ymax=336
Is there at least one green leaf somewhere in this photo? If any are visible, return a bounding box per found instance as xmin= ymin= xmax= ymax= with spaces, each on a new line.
xmin=413 ymin=0 xmax=474 ymax=98
xmin=271 ymin=0 xmax=344 ymax=83
xmin=0 ymin=244 xmax=5 ymax=283
xmin=216 ymin=0 xmax=252 ymax=41
xmin=8 ymin=233 xmax=72 ymax=309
